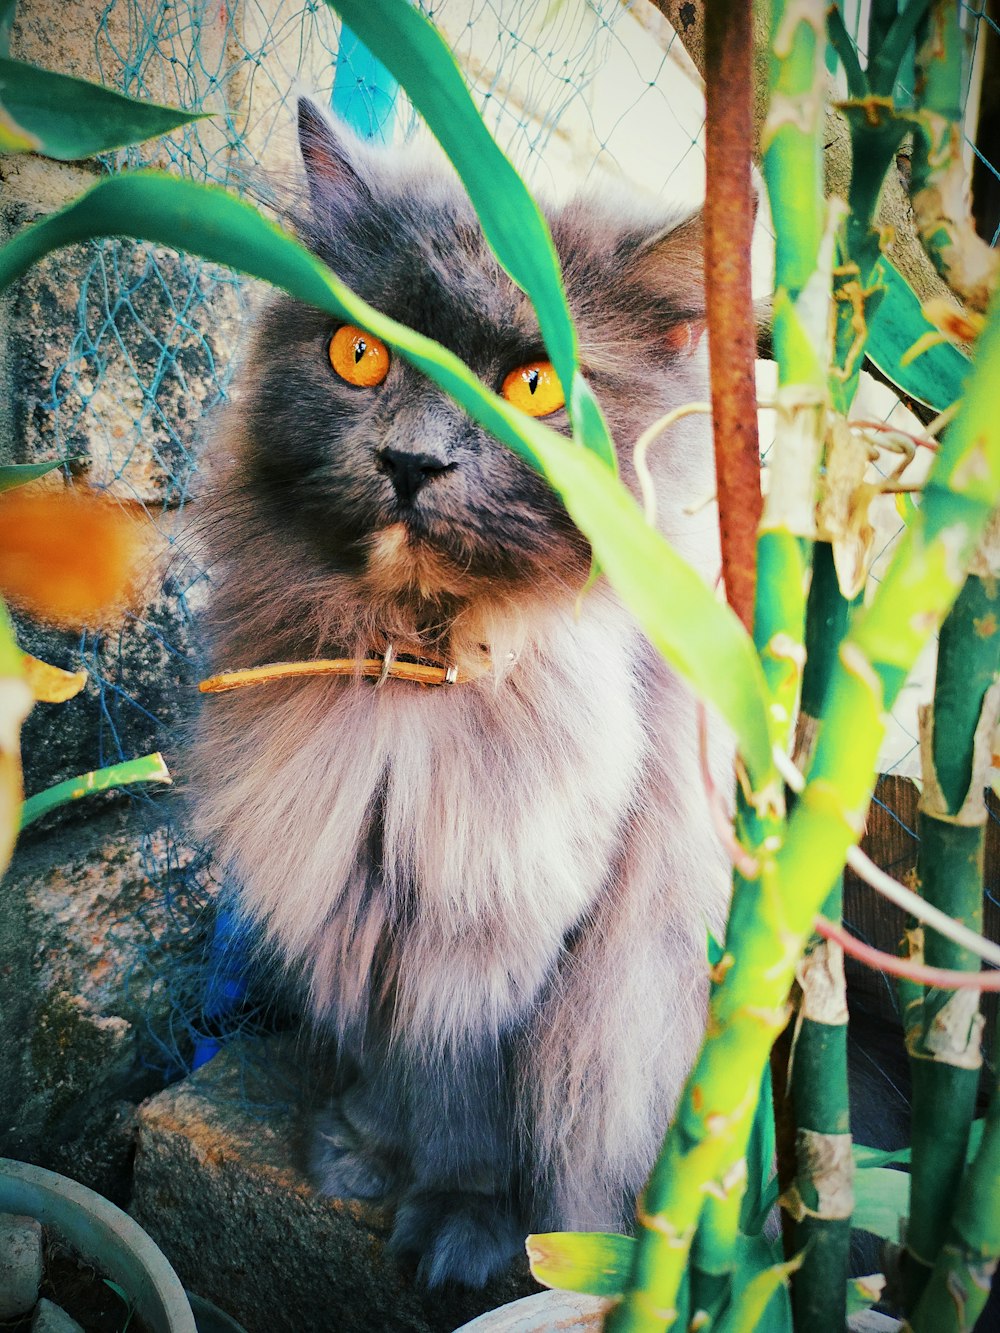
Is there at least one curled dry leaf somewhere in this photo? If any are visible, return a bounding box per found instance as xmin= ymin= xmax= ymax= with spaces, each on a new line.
xmin=0 ymin=485 xmax=151 ymax=628
xmin=816 ymin=417 xmax=878 ymax=599
xmin=22 ymin=653 xmax=88 ymax=703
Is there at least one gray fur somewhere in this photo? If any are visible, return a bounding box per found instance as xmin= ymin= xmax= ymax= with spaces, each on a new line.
xmin=189 ymin=101 xmax=730 ymax=1287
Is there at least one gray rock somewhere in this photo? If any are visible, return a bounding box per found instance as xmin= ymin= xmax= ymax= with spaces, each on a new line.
xmin=131 ymin=1038 xmax=537 ymax=1333
xmin=31 ymin=1296 xmax=85 ymax=1333
xmin=0 ymin=1213 xmax=43 ymax=1319
xmin=0 ymin=803 xmax=214 ymax=1204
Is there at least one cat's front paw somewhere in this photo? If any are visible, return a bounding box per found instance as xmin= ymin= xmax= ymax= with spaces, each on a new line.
xmin=308 ymin=1102 xmax=397 ymax=1201
xmin=389 ymin=1188 xmax=524 ymax=1288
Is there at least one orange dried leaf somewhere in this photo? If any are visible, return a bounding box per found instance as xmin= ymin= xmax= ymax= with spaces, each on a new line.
xmin=0 ymin=486 xmax=150 ymax=628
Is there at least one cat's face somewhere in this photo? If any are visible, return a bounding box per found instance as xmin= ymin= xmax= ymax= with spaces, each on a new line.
xmin=230 ymin=102 xmax=712 ymax=626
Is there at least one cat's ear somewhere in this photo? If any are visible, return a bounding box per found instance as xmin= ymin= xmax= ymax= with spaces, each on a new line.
xmin=629 ymin=211 xmax=707 ymax=354
xmin=297 ymin=98 xmax=370 ymax=208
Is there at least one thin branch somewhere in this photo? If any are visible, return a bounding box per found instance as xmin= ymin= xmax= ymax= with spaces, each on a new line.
xmin=815 ymin=916 xmax=1000 ymax=990
xmin=633 ymin=401 xmax=711 ymax=524
xmin=703 ymin=0 xmax=762 ymax=633
xmin=868 ymin=0 xmax=935 ymax=94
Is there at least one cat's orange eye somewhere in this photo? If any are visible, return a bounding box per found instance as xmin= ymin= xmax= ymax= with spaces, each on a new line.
xmin=329 ymin=325 xmax=391 ymax=387
xmin=501 ymin=360 xmax=564 ymax=418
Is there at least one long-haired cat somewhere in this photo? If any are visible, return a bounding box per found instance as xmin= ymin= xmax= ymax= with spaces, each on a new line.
xmin=190 ymin=100 xmax=730 ymax=1288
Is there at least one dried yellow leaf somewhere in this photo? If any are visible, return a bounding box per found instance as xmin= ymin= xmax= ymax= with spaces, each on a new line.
xmin=21 ymin=653 xmax=88 ymax=704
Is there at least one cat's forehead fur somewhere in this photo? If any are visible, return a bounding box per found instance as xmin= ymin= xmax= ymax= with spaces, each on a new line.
xmin=293 ymin=104 xmax=704 ymax=377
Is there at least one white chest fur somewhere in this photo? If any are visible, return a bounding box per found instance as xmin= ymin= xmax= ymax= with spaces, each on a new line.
xmin=194 ymin=594 xmax=649 ymax=1046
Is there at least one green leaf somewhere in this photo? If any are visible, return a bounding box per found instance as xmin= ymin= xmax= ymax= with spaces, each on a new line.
xmin=853 ymin=1119 xmax=985 ymax=1173
xmin=853 ymin=1142 xmax=910 ymax=1170
xmin=0 ymin=597 xmax=29 ymax=878
xmin=717 ymin=1245 xmax=801 ymax=1333
xmin=320 ymin=0 xmax=615 ymax=469
xmin=0 ymin=460 xmax=64 ymax=492
xmin=866 ymin=257 xmax=972 ymax=411
xmin=742 ymin=1065 xmax=780 ymax=1236
xmin=0 ymin=172 xmax=777 ymax=788
xmin=0 ymin=597 xmax=22 ymax=678
xmin=0 ymin=57 xmax=207 ymax=160
xmin=20 ymin=752 xmax=172 ymax=827
xmin=852 ymin=1165 xmax=909 ymax=1241
xmin=526 ymin=1231 xmax=635 ymax=1297
xmin=0 ymin=0 xmax=15 ymax=58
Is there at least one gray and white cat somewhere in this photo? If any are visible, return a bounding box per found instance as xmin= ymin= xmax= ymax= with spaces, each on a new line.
xmin=190 ymin=100 xmax=730 ymax=1288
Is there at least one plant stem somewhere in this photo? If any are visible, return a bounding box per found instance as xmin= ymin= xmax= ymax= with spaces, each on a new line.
xmin=901 ymin=574 xmax=1000 ymax=1310
xmin=19 ymin=752 xmax=172 ymax=826
xmin=867 ymin=0 xmax=902 ymax=66
xmin=756 ymin=0 xmax=829 ymax=739
xmin=703 ymin=0 xmax=761 ymax=636
xmin=605 ymin=287 xmax=1000 ymax=1333
xmin=868 ymin=0 xmax=934 ymax=95
xmin=828 ymin=5 xmax=867 ymax=99
xmin=909 ymin=0 xmax=1000 ymax=310
xmin=783 ymin=543 xmax=854 ymax=1330
xmin=906 ymin=1015 xmax=1000 ymax=1332
xmin=785 ymin=920 xmax=852 ymax=1332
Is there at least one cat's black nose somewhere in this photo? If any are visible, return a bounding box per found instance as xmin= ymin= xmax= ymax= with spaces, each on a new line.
xmin=377 ymin=447 xmax=453 ymax=506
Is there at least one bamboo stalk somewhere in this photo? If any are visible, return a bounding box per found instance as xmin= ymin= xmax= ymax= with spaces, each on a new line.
xmin=901 ymin=573 xmax=1000 ymax=1312
xmin=754 ymin=0 xmax=828 ymax=743
xmin=909 ymin=0 xmax=1000 ymax=311
xmin=603 ymin=285 xmax=1000 ymax=1333
xmin=783 ymin=544 xmax=854 ymax=1329
xmin=906 ymin=1017 xmax=1000 ymax=1331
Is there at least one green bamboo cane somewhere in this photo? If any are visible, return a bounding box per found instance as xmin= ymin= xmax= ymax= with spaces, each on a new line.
xmin=828 ymin=0 xmax=929 ymax=416
xmin=754 ymin=0 xmax=828 ymax=744
xmin=782 ymin=544 xmax=854 ymax=1331
xmin=905 ymin=1019 xmax=1000 ymax=1332
xmin=603 ymin=287 xmax=1000 ymax=1333
xmin=909 ymin=0 xmax=1000 ymax=311
xmin=900 ymin=572 xmax=1000 ymax=1312
xmin=776 ymin=2 xmax=926 ymax=1302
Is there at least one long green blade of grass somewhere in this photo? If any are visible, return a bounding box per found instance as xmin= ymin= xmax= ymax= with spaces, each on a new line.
xmin=0 ymin=460 xmax=64 ymax=492
xmin=0 ymin=56 xmax=207 ymax=158
xmin=321 ymin=0 xmax=615 ymax=468
xmin=0 ymin=171 xmax=775 ymax=787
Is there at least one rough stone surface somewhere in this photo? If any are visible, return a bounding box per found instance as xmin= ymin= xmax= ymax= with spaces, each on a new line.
xmin=0 ymin=803 xmax=212 ymax=1204
xmin=15 ymin=579 xmax=205 ymax=805
xmin=31 ymin=1296 xmax=86 ymax=1333
xmin=9 ymin=0 xmax=235 ymax=171
xmin=0 ymin=228 xmax=241 ymax=506
xmin=0 ymin=1214 xmax=43 ymax=1319
xmin=131 ymin=1038 xmax=538 ymax=1333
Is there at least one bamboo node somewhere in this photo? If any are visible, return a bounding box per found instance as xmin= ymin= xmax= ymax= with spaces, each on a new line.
xmin=781 ymin=1129 xmax=854 ymax=1220
xmin=924 ymin=990 xmax=985 ymax=1070
xmin=796 ymin=938 xmax=849 ymax=1025
xmin=708 ymin=953 xmax=735 ymax=985
xmin=633 ymin=1197 xmax=691 ymax=1247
